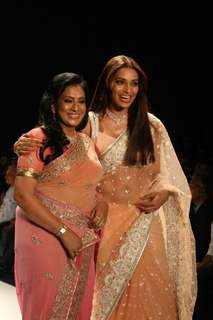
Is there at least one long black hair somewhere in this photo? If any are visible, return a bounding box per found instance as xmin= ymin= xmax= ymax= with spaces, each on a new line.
xmin=90 ymin=55 xmax=155 ymax=165
xmin=38 ymin=72 xmax=89 ymax=164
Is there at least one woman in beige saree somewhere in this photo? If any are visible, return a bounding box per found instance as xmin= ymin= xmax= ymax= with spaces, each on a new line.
xmin=87 ymin=56 xmax=197 ymax=320
xmin=14 ymin=56 xmax=197 ymax=319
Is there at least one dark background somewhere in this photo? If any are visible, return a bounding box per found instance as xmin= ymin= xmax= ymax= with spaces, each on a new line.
xmin=1 ymin=2 xmax=211 ymax=161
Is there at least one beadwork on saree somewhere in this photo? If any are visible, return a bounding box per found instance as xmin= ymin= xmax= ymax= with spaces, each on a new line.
xmin=89 ymin=112 xmax=197 ymax=320
xmin=15 ymin=128 xmax=103 ymax=320
xmin=36 ymin=193 xmax=97 ymax=320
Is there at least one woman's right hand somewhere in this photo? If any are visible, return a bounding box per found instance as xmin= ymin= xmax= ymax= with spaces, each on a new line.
xmin=14 ymin=133 xmax=43 ymax=156
xmin=60 ymin=229 xmax=83 ymax=259
xmin=134 ymin=189 xmax=169 ymax=213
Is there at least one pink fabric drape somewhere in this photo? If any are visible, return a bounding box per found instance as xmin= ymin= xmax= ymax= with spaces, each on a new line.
xmin=15 ymin=128 xmax=103 ymax=320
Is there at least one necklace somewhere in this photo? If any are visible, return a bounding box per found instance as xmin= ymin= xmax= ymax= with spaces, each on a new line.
xmin=106 ymin=108 xmax=128 ymax=125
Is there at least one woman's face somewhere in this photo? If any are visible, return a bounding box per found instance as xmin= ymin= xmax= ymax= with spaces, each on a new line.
xmin=55 ymin=84 xmax=86 ymax=131
xmin=110 ymin=67 xmax=139 ymax=110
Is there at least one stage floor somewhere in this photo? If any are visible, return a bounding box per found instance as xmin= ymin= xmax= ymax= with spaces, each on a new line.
xmin=0 ymin=281 xmax=21 ymax=319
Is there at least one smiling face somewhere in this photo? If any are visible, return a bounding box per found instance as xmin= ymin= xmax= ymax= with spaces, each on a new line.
xmin=54 ymin=84 xmax=86 ymax=134
xmin=110 ymin=67 xmax=139 ymax=111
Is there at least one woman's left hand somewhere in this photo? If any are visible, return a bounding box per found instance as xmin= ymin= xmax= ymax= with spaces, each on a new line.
xmin=134 ymin=190 xmax=169 ymax=213
xmin=89 ymin=201 xmax=108 ymax=230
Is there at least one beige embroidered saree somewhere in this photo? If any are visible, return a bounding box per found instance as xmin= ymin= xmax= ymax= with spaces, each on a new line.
xmin=89 ymin=112 xmax=197 ymax=320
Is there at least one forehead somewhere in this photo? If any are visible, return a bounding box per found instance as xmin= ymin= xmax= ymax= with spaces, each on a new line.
xmin=114 ymin=67 xmax=139 ymax=80
xmin=62 ymin=84 xmax=85 ymax=97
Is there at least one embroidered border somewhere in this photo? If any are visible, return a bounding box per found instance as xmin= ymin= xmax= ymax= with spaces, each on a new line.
xmin=50 ymin=260 xmax=79 ymax=320
xmin=68 ymin=247 xmax=93 ymax=319
xmin=38 ymin=134 xmax=90 ymax=183
xmin=91 ymin=212 xmax=153 ymax=320
xmin=36 ymin=192 xmax=99 ymax=248
xmin=99 ymin=132 xmax=128 ymax=173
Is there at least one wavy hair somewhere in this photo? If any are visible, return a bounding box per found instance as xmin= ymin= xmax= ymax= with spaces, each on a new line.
xmin=90 ymin=55 xmax=155 ymax=165
xmin=38 ymin=72 xmax=89 ymax=164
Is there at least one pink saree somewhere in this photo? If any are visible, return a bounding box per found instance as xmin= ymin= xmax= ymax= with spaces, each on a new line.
xmin=89 ymin=112 xmax=197 ymax=320
xmin=15 ymin=128 xmax=103 ymax=320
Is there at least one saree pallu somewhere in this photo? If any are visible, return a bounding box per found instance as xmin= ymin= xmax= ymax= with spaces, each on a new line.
xmin=15 ymin=129 xmax=103 ymax=320
xmin=89 ymin=112 xmax=197 ymax=320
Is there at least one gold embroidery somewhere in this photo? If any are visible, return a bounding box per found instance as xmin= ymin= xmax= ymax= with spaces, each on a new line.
xmin=38 ymin=134 xmax=90 ymax=183
xmin=68 ymin=247 xmax=93 ymax=319
xmin=37 ymin=192 xmax=89 ymax=226
xmin=31 ymin=235 xmax=42 ymax=245
xmin=148 ymin=112 xmax=197 ymax=319
xmin=99 ymin=132 xmax=128 ymax=173
xmin=82 ymin=229 xmax=99 ymax=248
xmin=50 ymin=260 xmax=79 ymax=320
xmin=44 ymin=272 xmax=54 ymax=280
xmin=36 ymin=192 xmax=99 ymax=248
xmin=91 ymin=213 xmax=153 ymax=320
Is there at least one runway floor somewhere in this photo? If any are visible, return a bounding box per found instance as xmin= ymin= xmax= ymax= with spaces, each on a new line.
xmin=0 ymin=281 xmax=22 ymax=319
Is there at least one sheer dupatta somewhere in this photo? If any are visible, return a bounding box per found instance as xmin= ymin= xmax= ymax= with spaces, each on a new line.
xmin=149 ymin=113 xmax=197 ymax=319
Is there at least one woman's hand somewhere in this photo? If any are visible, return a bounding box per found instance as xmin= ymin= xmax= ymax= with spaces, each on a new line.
xmin=90 ymin=201 xmax=108 ymax=230
xmin=134 ymin=189 xmax=169 ymax=213
xmin=60 ymin=229 xmax=83 ymax=259
xmin=14 ymin=133 xmax=43 ymax=156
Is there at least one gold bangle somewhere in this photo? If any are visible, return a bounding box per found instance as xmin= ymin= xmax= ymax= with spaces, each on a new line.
xmin=56 ymin=225 xmax=68 ymax=238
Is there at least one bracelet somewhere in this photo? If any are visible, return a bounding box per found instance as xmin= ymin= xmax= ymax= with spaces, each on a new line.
xmin=56 ymin=225 xmax=68 ymax=238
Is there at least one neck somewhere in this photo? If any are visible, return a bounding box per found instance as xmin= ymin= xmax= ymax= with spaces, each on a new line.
xmin=62 ymin=128 xmax=77 ymax=143
xmin=62 ymin=127 xmax=76 ymax=137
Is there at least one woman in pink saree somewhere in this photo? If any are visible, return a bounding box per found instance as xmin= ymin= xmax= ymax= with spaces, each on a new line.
xmin=14 ymin=72 xmax=108 ymax=320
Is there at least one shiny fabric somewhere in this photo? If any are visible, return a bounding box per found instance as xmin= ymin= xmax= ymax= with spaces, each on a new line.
xmin=89 ymin=112 xmax=197 ymax=320
xmin=15 ymin=128 xmax=103 ymax=320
